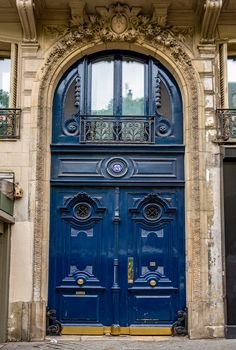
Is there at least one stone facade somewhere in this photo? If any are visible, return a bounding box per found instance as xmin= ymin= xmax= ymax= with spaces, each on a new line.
xmin=0 ymin=0 xmax=235 ymax=341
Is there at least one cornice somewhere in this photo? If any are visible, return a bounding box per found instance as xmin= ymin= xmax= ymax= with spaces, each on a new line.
xmin=218 ymin=12 xmax=236 ymax=25
xmin=200 ymin=0 xmax=223 ymax=44
xmin=16 ymin=0 xmax=37 ymax=42
xmin=0 ymin=9 xmax=20 ymax=23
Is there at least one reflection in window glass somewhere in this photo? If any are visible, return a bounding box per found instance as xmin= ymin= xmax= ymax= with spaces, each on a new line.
xmin=0 ymin=58 xmax=10 ymax=108
xmin=228 ymin=58 xmax=236 ymax=108
xmin=91 ymin=59 xmax=114 ymax=115
xmin=122 ymin=58 xmax=144 ymax=115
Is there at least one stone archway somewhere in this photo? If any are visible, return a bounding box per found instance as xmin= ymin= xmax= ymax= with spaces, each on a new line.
xmin=30 ymin=2 xmax=207 ymax=339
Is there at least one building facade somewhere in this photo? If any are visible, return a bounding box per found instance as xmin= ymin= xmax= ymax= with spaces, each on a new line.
xmin=0 ymin=0 xmax=236 ymax=342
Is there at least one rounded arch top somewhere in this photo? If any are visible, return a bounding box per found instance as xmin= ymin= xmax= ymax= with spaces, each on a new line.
xmin=37 ymin=1 xmax=200 ymax=116
xmin=52 ymin=49 xmax=183 ymax=145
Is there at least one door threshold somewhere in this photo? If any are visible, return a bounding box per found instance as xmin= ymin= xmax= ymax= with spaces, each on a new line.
xmin=61 ymin=325 xmax=172 ymax=336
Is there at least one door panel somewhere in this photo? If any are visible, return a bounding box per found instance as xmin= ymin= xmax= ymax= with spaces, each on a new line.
xmin=119 ymin=188 xmax=184 ymax=327
xmin=48 ymin=186 xmax=185 ymax=333
xmin=49 ymin=188 xmax=115 ymax=327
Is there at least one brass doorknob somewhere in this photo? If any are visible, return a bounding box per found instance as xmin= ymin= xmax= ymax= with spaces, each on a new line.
xmin=149 ymin=279 xmax=157 ymax=287
xmin=77 ymin=278 xmax=85 ymax=286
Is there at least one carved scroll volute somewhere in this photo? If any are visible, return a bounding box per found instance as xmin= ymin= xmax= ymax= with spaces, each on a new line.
xmin=200 ymin=0 xmax=223 ymax=44
xmin=16 ymin=0 xmax=37 ymax=42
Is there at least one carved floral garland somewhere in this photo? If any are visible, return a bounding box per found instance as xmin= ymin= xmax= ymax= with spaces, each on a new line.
xmin=41 ymin=3 xmax=193 ymax=79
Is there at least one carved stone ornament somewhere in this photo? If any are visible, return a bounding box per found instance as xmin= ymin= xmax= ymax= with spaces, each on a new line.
xmin=200 ymin=0 xmax=222 ymax=44
xmin=16 ymin=0 xmax=37 ymax=42
xmin=43 ymin=25 xmax=68 ymax=38
xmin=42 ymin=2 xmax=193 ymax=78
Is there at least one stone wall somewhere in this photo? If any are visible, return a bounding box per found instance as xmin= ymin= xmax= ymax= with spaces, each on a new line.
xmin=0 ymin=1 xmax=233 ymax=340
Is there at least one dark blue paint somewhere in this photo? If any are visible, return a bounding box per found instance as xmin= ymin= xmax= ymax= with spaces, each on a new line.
xmin=48 ymin=187 xmax=185 ymax=327
xmin=48 ymin=50 xmax=185 ymax=331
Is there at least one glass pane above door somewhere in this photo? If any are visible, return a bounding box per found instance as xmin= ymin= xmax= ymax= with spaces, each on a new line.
xmin=0 ymin=58 xmax=10 ymax=108
xmin=91 ymin=58 xmax=114 ymax=115
xmin=228 ymin=58 xmax=236 ymax=109
xmin=122 ymin=58 xmax=145 ymax=115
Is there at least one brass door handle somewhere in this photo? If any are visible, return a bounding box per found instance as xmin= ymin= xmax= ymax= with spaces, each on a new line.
xmin=128 ymin=257 xmax=134 ymax=283
xmin=149 ymin=279 xmax=157 ymax=287
xmin=77 ymin=278 xmax=85 ymax=286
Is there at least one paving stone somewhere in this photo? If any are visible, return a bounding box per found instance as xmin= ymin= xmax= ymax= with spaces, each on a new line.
xmin=1 ymin=338 xmax=236 ymax=350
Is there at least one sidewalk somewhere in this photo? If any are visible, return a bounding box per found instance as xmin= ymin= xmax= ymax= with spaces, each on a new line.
xmin=1 ymin=336 xmax=236 ymax=350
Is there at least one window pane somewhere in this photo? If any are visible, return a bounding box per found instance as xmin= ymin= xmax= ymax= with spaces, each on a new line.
xmin=122 ymin=58 xmax=144 ymax=115
xmin=91 ymin=59 xmax=114 ymax=115
xmin=0 ymin=58 xmax=10 ymax=108
xmin=228 ymin=58 xmax=236 ymax=108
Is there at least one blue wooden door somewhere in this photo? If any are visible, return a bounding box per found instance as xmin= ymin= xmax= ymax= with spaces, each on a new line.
xmin=49 ymin=188 xmax=115 ymax=328
xmin=49 ymin=186 xmax=185 ymax=334
xmin=48 ymin=50 xmax=185 ymax=335
xmin=120 ymin=188 xmax=185 ymax=328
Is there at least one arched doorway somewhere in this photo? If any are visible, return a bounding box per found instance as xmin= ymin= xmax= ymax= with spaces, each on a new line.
xmin=48 ymin=50 xmax=185 ymax=335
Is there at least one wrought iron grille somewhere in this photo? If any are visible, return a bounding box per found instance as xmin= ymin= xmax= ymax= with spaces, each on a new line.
xmin=216 ymin=109 xmax=236 ymax=142
xmin=0 ymin=109 xmax=21 ymax=139
xmin=80 ymin=115 xmax=155 ymax=143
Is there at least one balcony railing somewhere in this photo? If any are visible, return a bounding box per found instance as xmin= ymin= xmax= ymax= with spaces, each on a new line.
xmin=0 ymin=108 xmax=21 ymax=139
xmin=216 ymin=109 xmax=236 ymax=142
xmin=80 ymin=115 xmax=155 ymax=144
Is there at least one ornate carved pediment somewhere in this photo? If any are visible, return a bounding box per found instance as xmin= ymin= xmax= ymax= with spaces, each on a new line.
xmin=42 ymin=2 xmax=193 ymax=76
xmin=67 ymin=2 xmax=192 ymax=43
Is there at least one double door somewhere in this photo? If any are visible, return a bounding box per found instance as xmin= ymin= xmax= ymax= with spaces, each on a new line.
xmin=48 ymin=186 xmax=185 ymax=335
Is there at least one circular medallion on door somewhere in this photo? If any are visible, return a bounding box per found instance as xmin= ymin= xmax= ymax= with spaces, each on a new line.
xmin=106 ymin=157 xmax=129 ymax=177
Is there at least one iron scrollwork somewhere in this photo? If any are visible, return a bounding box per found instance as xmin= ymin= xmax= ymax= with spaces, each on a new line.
xmin=46 ymin=308 xmax=62 ymax=336
xmin=216 ymin=109 xmax=236 ymax=142
xmin=0 ymin=108 xmax=21 ymax=139
xmin=80 ymin=115 xmax=155 ymax=143
xmin=63 ymin=115 xmax=175 ymax=142
xmin=172 ymin=308 xmax=188 ymax=336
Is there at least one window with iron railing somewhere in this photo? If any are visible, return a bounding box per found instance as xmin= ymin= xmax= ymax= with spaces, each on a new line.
xmin=216 ymin=44 xmax=236 ymax=142
xmin=0 ymin=42 xmax=20 ymax=139
xmin=228 ymin=57 xmax=236 ymax=109
xmin=0 ymin=56 xmax=10 ymax=108
xmin=53 ymin=51 xmax=183 ymax=145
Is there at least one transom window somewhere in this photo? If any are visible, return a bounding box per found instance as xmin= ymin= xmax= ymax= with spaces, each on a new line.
xmin=53 ymin=51 xmax=183 ymax=145
xmin=228 ymin=57 xmax=236 ymax=108
xmin=90 ymin=56 xmax=145 ymax=116
xmin=0 ymin=57 xmax=10 ymax=108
